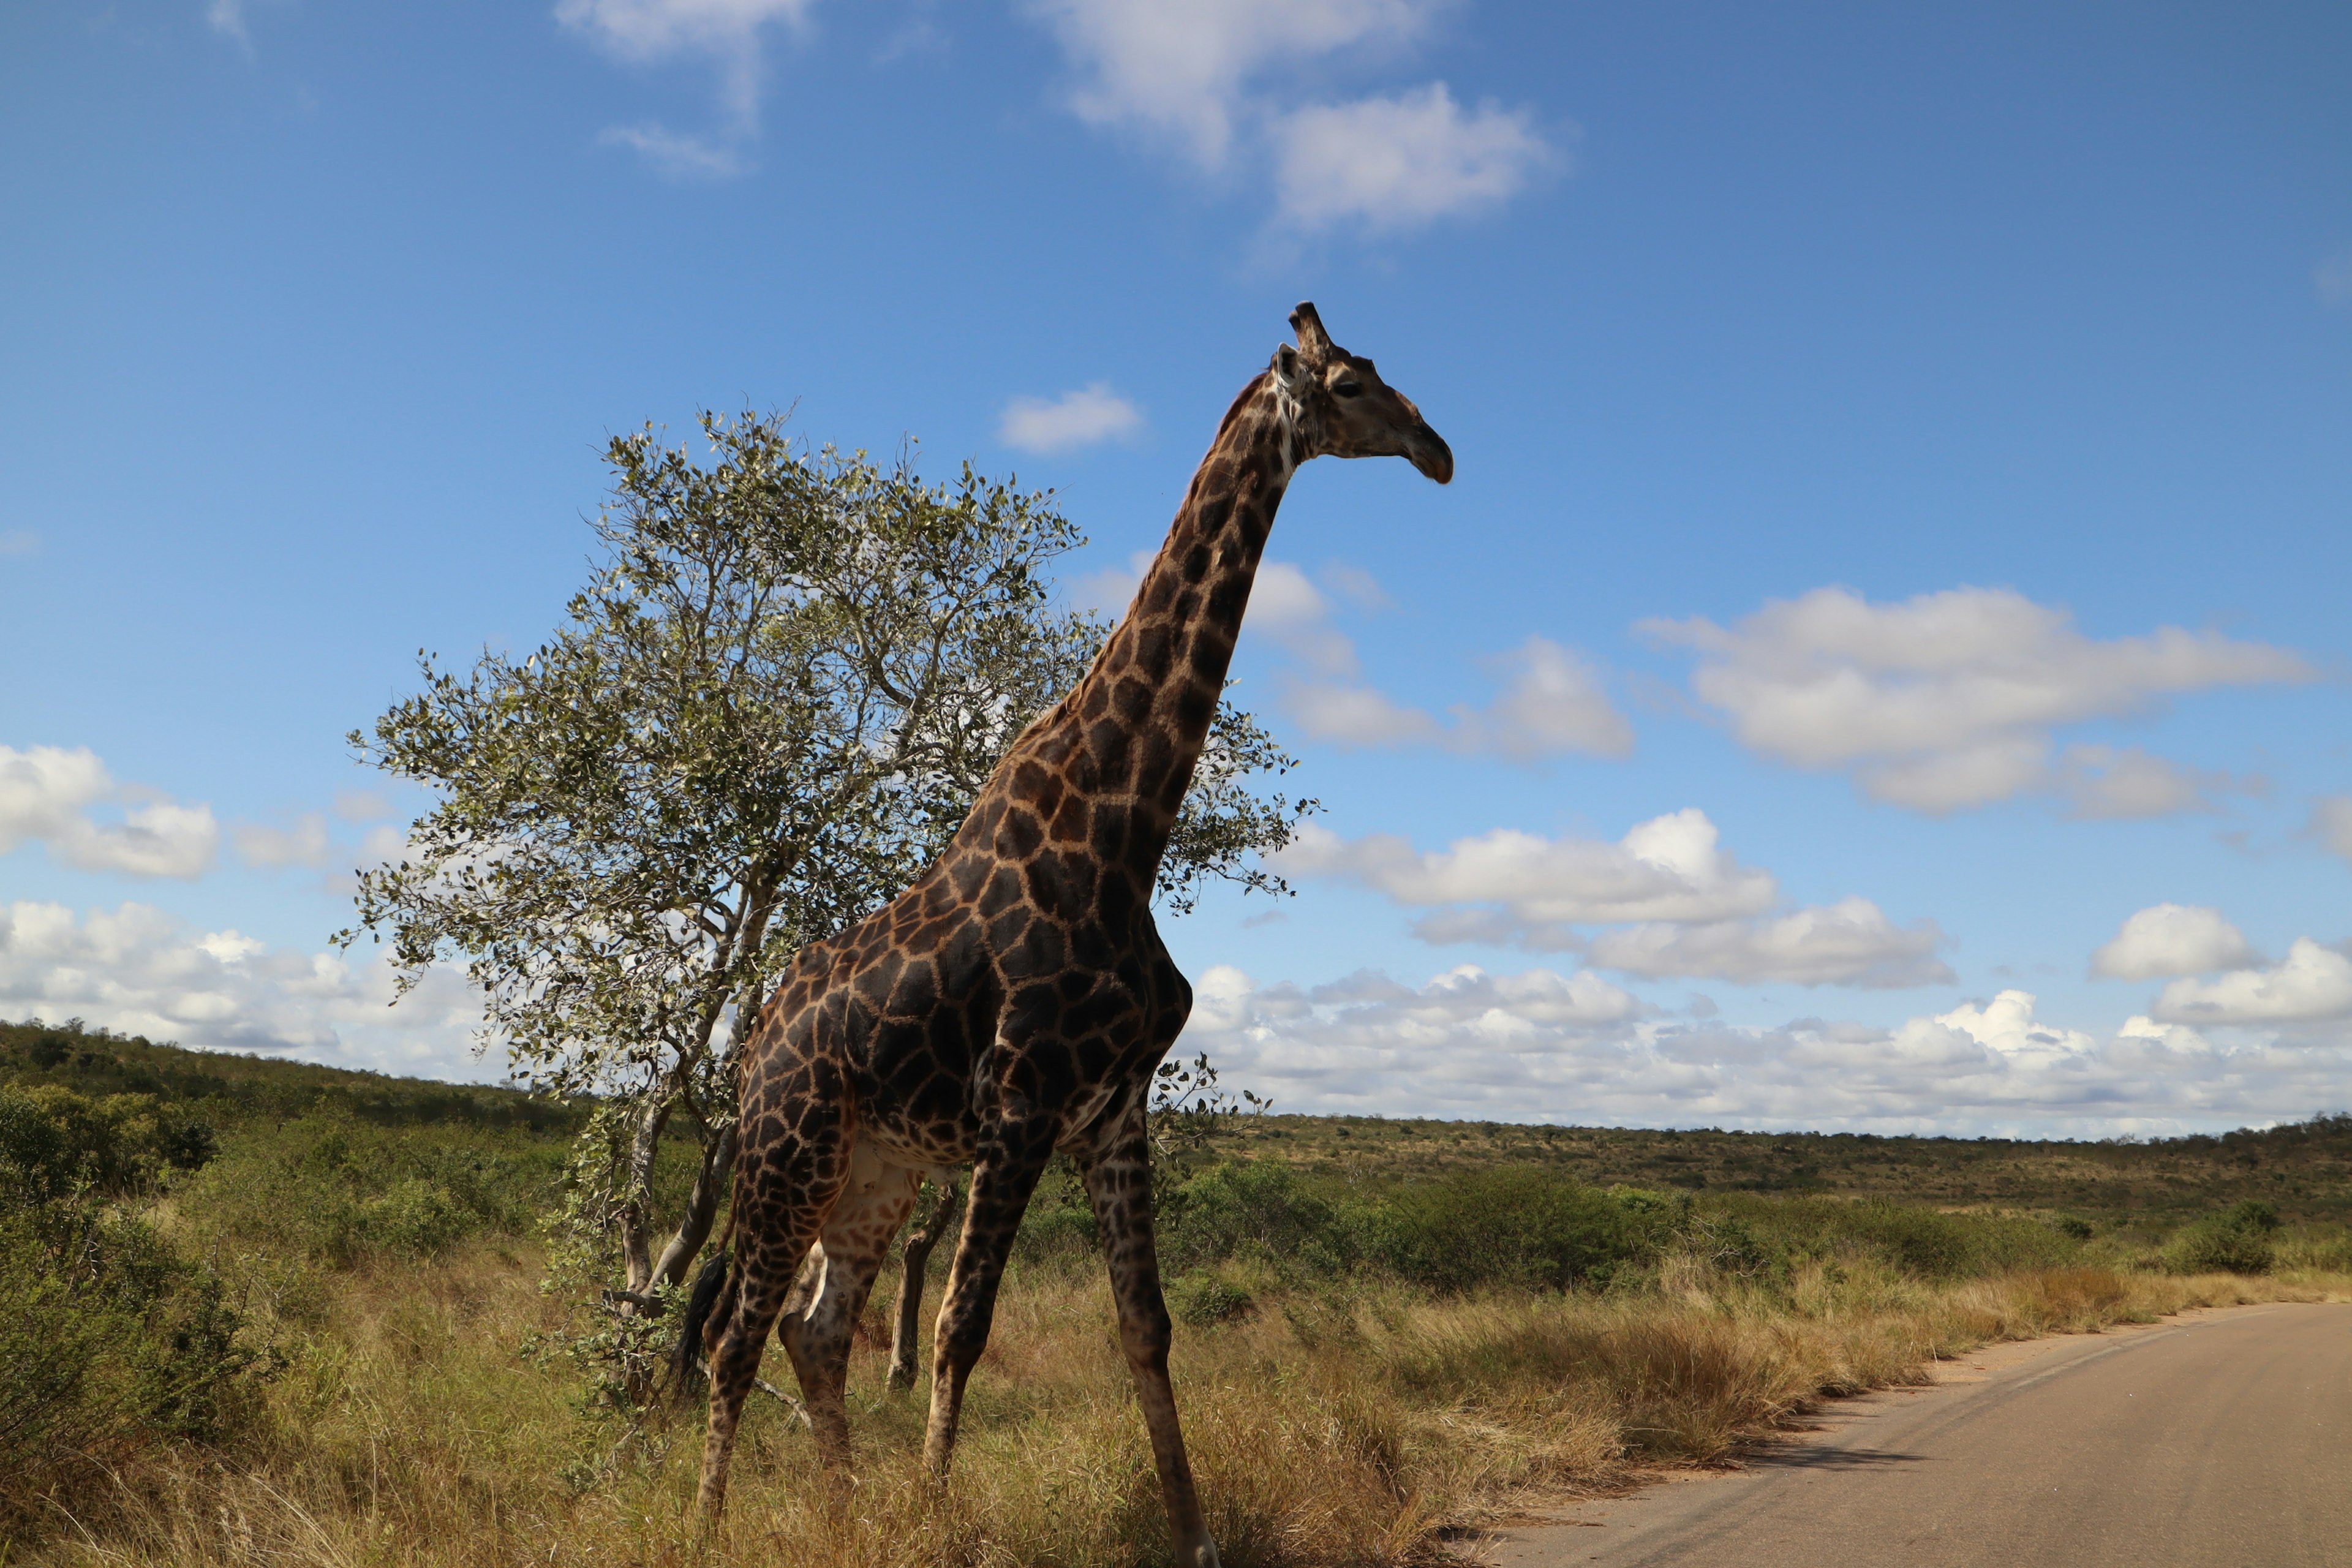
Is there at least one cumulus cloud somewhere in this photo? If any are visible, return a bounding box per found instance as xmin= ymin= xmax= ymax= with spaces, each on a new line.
xmin=595 ymin=123 xmax=746 ymax=178
xmin=998 ymin=383 xmax=1145 ymax=454
xmin=559 ymin=0 xmax=816 ymax=172
xmin=334 ymin=790 xmax=394 ymax=823
xmin=2091 ymin=903 xmax=2254 ymax=981
xmin=1023 ymin=0 xmax=1430 ymax=167
xmin=1021 ymin=0 xmax=1551 ymax=233
xmin=1180 ymin=968 xmax=2350 ymax=1136
xmin=1589 ymin=899 xmax=1953 ymax=990
xmin=0 ymin=745 xmax=219 ymax=879
xmin=1285 ymin=809 xmax=1951 ymax=989
xmin=2057 ymin=745 xmax=2243 ymax=820
xmin=1284 ymin=809 xmax=1777 ymax=930
xmin=0 ymin=900 xmax=488 ymax=1077
xmin=2153 ymin=938 xmax=2352 ymax=1026
xmin=1643 ymin=586 xmax=2311 ymax=814
xmin=233 ymin=812 xmax=334 ymax=870
xmin=1254 ymin=563 xmax=1634 ymax=758
xmin=1270 ymin=83 xmax=1555 ymax=233
xmin=2309 ymin=795 xmax=2352 ymax=867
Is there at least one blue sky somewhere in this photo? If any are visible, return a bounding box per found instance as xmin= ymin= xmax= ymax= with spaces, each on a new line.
xmin=4 ymin=0 xmax=2349 ymax=1134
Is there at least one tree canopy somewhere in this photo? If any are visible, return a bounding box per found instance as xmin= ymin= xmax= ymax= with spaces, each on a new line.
xmin=347 ymin=411 xmax=1311 ymax=1300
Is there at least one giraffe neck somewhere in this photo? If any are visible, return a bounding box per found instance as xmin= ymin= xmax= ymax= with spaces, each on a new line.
xmin=994 ymin=370 xmax=1303 ymax=897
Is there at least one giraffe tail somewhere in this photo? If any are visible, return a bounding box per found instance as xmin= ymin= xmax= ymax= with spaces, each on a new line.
xmin=673 ymin=1242 xmax=736 ymax=1398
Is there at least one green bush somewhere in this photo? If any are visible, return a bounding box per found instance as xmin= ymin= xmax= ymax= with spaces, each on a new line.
xmin=175 ymin=1110 xmax=549 ymax=1267
xmin=1160 ymin=1161 xmax=1352 ymax=1275
xmin=1166 ymin=1272 xmax=1256 ymax=1326
xmin=1 ymin=1092 xmax=258 ymax=1536
xmin=1359 ymin=1169 xmax=1655 ymax=1292
xmin=2167 ymin=1213 xmax=2276 ymax=1275
xmin=0 ymin=1082 xmax=216 ymax=1199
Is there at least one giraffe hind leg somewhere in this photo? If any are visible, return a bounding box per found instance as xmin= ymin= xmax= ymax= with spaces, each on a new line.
xmin=777 ymin=1145 xmax=922 ymax=1468
xmin=695 ymin=1107 xmax=851 ymax=1521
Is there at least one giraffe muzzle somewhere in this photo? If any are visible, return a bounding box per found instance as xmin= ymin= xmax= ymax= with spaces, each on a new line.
xmin=1408 ymin=422 xmax=1454 ymax=485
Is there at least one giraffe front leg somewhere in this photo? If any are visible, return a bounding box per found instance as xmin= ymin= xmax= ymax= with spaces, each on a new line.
xmin=1079 ymin=1110 xmax=1222 ymax=1568
xmin=922 ymin=1117 xmax=1055 ymax=1475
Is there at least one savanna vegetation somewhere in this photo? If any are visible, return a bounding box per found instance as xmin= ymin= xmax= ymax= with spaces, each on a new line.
xmin=11 ymin=414 xmax=2343 ymax=1562
xmin=7 ymin=1014 xmax=2347 ymax=1567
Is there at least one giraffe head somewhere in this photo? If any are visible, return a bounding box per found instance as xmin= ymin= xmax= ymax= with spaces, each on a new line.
xmin=1273 ymin=301 xmax=1453 ymax=484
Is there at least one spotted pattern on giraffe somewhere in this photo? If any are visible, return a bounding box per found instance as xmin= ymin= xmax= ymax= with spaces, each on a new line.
xmin=694 ymin=303 xmax=1452 ymax=1568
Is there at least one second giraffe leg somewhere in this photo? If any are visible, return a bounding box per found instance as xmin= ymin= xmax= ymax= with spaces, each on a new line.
xmin=922 ymin=1118 xmax=1056 ymax=1474
xmin=777 ymin=1145 xmax=922 ymax=1467
xmin=1080 ymin=1111 xmax=1221 ymax=1568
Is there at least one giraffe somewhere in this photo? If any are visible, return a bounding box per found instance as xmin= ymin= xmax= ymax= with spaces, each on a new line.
xmin=685 ymin=302 xmax=1451 ymax=1566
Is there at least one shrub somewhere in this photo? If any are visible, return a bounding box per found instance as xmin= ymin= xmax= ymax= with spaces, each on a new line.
xmin=1360 ymin=1169 xmax=1653 ymax=1292
xmin=0 ymin=1095 xmax=259 ymax=1538
xmin=1160 ymin=1161 xmax=1351 ymax=1275
xmin=2226 ymin=1199 xmax=2280 ymax=1234
xmin=0 ymin=1082 xmax=216 ymax=1199
xmin=2167 ymin=1218 xmax=2274 ymax=1275
xmin=176 ymin=1110 xmax=545 ymax=1267
xmin=1167 ymin=1272 xmax=1256 ymax=1327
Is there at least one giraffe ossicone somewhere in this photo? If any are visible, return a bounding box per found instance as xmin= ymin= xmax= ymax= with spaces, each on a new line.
xmin=688 ymin=302 xmax=1451 ymax=1566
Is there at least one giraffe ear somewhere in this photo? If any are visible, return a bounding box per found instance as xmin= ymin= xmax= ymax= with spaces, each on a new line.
xmin=1289 ymin=301 xmax=1335 ymax=358
xmin=1272 ymin=343 xmax=1305 ymax=388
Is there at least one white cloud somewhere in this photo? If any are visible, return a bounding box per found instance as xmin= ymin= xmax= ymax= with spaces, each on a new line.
xmin=1257 ymin=564 xmax=1634 ymax=759
xmin=1180 ymin=970 xmax=2350 ymax=1136
xmin=559 ymin=0 xmax=815 ymax=172
xmin=1643 ymin=585 xmax=2312 ymax=813
xmin=0 ymin=530 xmax=39 ymax=557
xmin=0 ymin=900 xmax=488 ymax=1077
xmin=998 ymin=383 xmax=1145 ymax=454
xmin=0 ymin=745 xmax=219 ymax=879
xmin=595 ymin=123 xmax=746 ymax=179
xmin=1588 ymin=898 xmax=1953 ymax=990
xmin=2091 ymin=903 xmax=2253 ymax=981
xmin=2153 ymin=938 xmax=2352 ymax=1026
xmin=1285 ymin=808 xmax=1953 ymax=989
xmin=2318 ymin=247 xmax=2352 ymax=308
xmin=2057 ymin=745 xmax=2239 ymax=820
xmin=334 ymin=789 xmax=394 ymax=823
xmin=1271 ymin=83 xmax=1554 ymax=233
xmin=1020 ymin=0 xmax=1551 ymax=233
xmin=1283 ymin=808 xmax=1778 ymax=932
xmin=1451 ymin=637 xmax=1634 ymax=760
xmin=2310 ymin=795 xmax=2352 ymax=867
xmin=233 ymin=812 xmax=334 ymax=870
xmin=1022 ymin=0 xmax=1432 ymax=167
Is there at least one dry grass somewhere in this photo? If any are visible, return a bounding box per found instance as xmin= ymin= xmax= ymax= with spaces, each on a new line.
xmin=22 ymin=1246 xmax=2346 ymax=1568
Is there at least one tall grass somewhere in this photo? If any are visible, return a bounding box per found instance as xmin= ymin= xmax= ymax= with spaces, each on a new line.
xmin=24 ymin=1234 xmax=2345 ymax=1568
xmin=7 ymin=1068 xmax=2348 ymax=1567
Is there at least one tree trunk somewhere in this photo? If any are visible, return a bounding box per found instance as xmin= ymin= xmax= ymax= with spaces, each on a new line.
xmin=617 ymin=1089 xmax=676 ymax=1294
xmin=650 ymin=1115 xmax=738 ymax=1289
xmin=887 ymin=1177 xmax=963 ymax=1390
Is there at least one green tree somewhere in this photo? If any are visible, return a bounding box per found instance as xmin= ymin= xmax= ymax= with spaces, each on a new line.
xmin=347 ymin=411 xmax=1310 ymax=1320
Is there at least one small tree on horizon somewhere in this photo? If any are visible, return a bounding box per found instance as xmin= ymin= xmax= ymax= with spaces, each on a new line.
xmin=345 ymin=411 xmax=1310 ymax=1363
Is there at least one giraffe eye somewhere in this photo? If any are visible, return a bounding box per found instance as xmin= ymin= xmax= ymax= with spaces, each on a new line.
xmin=1332 ymin=380 xmax=1363 ymax=399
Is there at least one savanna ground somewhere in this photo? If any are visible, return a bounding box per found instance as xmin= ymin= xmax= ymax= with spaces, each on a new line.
xmin=7 ymin=1017 xmax=2349 ymax=1567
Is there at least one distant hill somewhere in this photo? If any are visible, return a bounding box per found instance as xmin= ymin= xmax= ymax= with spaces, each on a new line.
xmin=1226 ymin=1110 xmax=2352 ymax=1221
xmin=0 ymin=1016 xmax=574 ymax=1133
xmin=4 ymin=1014 xmax=2344 ymax=1219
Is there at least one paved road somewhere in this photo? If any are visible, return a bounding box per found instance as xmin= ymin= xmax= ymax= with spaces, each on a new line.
xmin=1490 ymin=1302 xmax=2352 ymax=1568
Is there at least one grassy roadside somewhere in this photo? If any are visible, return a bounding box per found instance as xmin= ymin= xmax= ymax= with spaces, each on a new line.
xmin=6 ymin=1022 xmax=2349 ymax=1566
xmin=30 ymin=1243 xmax=2346 ymax=1568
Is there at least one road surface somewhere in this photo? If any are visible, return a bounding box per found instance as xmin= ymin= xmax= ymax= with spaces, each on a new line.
xmin=1489 ymin=1302 xmax=2351 ymax=1568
